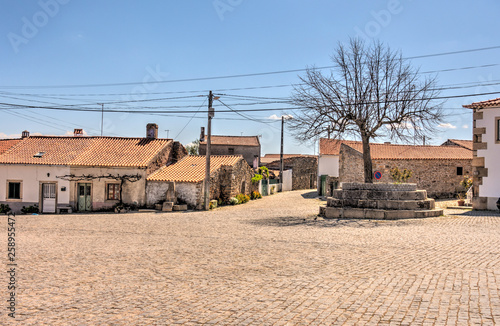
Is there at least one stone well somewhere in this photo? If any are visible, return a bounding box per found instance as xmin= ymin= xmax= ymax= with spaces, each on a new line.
xmin=319 ymin=182 xmax=443 ymax=220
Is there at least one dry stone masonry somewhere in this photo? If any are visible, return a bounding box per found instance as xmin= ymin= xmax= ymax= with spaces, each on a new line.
xmin=320 ymin=182 xmax=443 ymax=219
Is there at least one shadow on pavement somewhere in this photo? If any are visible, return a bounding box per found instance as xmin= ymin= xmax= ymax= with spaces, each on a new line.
xmin=248 ymin=216 xmax=414 ymax=229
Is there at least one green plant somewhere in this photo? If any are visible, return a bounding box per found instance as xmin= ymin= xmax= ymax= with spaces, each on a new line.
xmin=251 ymin=173 xmax=263 ymax=184
xmin=236 ymin=193 xmax=250 ymax=204
xmin=21 ymin=204 xmax=39 ymax=214
xmin=0 ymin=203 xmax=11 ymax=214
xmin=250 ymin=191 xmax=262 ymax=200
xmin=270 ymin=185 xmax=276 ymax=194
xmin=390 ymin=167 xmax=413 ymax=183
xmin=457 ymin=175 xmax=473 ymax=200
xmin=229 ymin=197 xmax=239 ymax=205
xmin=252 ymin=166 xmax=270 ymax=184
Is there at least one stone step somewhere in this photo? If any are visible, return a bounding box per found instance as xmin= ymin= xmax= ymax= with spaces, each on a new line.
xmin=328 ymin=198 xmax=435 ymax=210
xmin=331 ymin=189 xmax=427 ymax=201
xmin=321 ymin=207 xmax=443 ymax=220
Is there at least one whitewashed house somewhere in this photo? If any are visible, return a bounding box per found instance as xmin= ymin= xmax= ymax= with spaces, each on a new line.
xmin=464 ymin=98 xmax=500 ymax=210
xmin=0 ymin=125 xmax=186 ymax=214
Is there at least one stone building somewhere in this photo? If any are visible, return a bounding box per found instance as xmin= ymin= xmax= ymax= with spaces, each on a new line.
xmin=338 ymin=141 xmax=472 ymax=198
xmin=0 ymin=125 xmax=187 ymax=213
xmin=146 ymin=155 xmax=254 ymax=209
xmin=199 ymin=135 xmax=260 ymax=168
xmin=263 ymin=155 xmax=318 ymax=190
xmin=464 ymin=97 xmax=500 ymax=210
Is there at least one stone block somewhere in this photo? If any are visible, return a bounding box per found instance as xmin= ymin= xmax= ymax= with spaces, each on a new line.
xmin=476 ymin=167 xmax=488 ymax=178
xmin=358 ymin=200 xmax=378 ymax=209
xmin=327 ymin=198 xmax=343 ymax=207
xmin=415 ymin=209 xmax=443 ymax=218
xmin=331 ymin=190 xmax=344 ymax=199
xmin=172 ymin=204 xmax=188 ymax=211
xmin=473 ymin=142 xmax=487 ymax=150
xmin=343 ymin=208 xmax=365 ymax=219
xmin=473 ymin=127 xmax=486 ymax=135
xmin=398 ymin=190 xmax=427 ymax=201
xmin=364 ymin=209 xmax=385 ymax=219
xmin=323 ymin=207 xmax=343 ymax=219
xmin=319 ymin=206 xmax=326 ymax=216
xmin=165 ymin=182 xmax=176 ymax=203
xmin=473 ymin=111 xmax=483 ymax=120
xmin=155 ymin=204 xmax=162 ymax=211
xmin=384 ymin=210 xmax=415 ymax=220
xmin=472 ymin=157 xmax=485 ymax=167
xmin=343 ymin=198 xmax=358 ymax=207
xmin=367 ymin=191 xmax=388 ymax=200
xmin=162 ymin=201 xmax=174 ymax=212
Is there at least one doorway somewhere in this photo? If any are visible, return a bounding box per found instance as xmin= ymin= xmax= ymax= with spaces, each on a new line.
xmin=77 ymin=183 xmax=92 ymax=211
xmin=42 ymin=183 xmax=56 ymax=213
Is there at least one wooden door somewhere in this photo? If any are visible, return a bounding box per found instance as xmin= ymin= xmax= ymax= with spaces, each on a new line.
xmin=77 ymin=183 xmax=92 ymax=211
xmin=42 ymin=183 xmax=56 ymax=213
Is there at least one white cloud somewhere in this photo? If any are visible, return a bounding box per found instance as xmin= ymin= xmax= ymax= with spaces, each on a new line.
xmin=462 ymin=124 xmax=469 ymax=129
xmin=0 ymin=132 xmax=20 ymax=139
xmin=437 ymin=123 xmax=457 ymax=129
xmin=267 ymin=114 xmax=293 ymax=120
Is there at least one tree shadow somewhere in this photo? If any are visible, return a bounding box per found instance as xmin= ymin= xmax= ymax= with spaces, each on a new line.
xmin=248 ymin=215 xmax=413 ymax=229
xmin=445 ymin=209 xmax=500 ymax=217
xmin=300 ymin=191 xmax=321 ymax=199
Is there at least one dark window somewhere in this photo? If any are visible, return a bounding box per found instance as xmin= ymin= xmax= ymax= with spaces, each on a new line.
xmin=228 ymin=148 xmax=234 ymax=155
xmin=8 ymin=182 xmax=21 ymax=199
xmin=457 ymin=167 xmax=463 ymax=176
xmin=107 ymin=184 xmax=120 ymax=200
xmin=496 ymin=117 xmax=500 ymax=142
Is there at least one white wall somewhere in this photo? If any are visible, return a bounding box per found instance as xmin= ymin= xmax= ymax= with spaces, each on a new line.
xmin=476 ymin=107 xmax=500 ymax=209
xmin=282 ymin=170 xmax=293 ymax=192
xmin=0 ymin=164 xmax=70 ymax=207
xmin=318 ymin=155 xmax=339 ymax=177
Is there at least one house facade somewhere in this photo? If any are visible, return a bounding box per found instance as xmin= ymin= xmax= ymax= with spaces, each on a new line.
xmin=464 ymin=97 xmax=500 ymax=210
xmin=146 ymin=155 xmax=254 ymax=209
xmin=0 ymin=126 xmax=186 ymax=213
xmin=199 ymin=135 xmax=261 ymax=168
xmin=263 ymin=155 xmax=318 ymax=190
xmin=318 ymin=138 xmax=472 ymax=198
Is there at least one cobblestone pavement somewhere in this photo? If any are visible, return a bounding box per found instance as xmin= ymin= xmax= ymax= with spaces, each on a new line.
xmin=2 ymin=190 xmax=500 ymax=325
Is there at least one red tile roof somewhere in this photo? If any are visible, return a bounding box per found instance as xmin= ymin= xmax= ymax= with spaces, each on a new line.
xmin=463 ymin=97 xmax=500 ymax=109
xmin=261 ymin=153 xmax=316 ymax=164
xmin=441 ymin=139 xmax=473 ymax=150
xmin=319 ymin=138 xmax=362 ymax=155
xmin=0 ymin=136 xmax=172 ymax=167
xmin=147 ymin=155 xmax=244 ymax=182
xmin=320 ymin=138 xmax=472 ymax=160
xmin=0 ymin=139 xmax=21 ymax=154
xmin=200 ymin=135 xmax=260 ymax=147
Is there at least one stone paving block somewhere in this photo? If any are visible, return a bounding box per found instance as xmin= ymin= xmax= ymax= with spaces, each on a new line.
xmin=343 ymin=208 xmax=365 ymax=219
xmin=364 ymin=209 xmax=385 ymax=219
xmin=172 ymin=204 xmax=188 ymax=211
xmin=385 ymin=209 xmax=415 ymax=219
xmin=323 ymin=207 xmax=343 ymax=218
xmin=162 ymin=201 xmax=174 ymax=212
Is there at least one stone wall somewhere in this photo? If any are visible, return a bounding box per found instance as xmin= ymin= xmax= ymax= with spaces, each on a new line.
xmin=146 ymin=141 xmax=187 ymax=175
xmin=265 ymin=156 xmax=318 ymax=190
xmin=339 ymin=144 xmax=472 ymax=198
xmin=199 ymin=144 xmax=260 ymax=167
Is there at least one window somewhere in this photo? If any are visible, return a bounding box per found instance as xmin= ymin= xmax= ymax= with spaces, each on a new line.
xmin=457 ymin=167 xmax=463 ymax=176
xmin=7 ymin=182 xmax=21 ymax=199
xmin=496 ymin=117 xmax=500 ymax=143
xmin=107 ymin=184 xmax=120 ymax=200
xmin=228 ymin=148 xmax=235 ymax=155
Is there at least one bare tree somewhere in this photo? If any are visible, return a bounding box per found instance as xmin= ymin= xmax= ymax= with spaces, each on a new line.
xmin=289 ymin=38 xmax=443 ymax=183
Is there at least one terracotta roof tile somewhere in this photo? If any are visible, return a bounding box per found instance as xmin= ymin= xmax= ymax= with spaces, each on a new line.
xmin=441 ymin=139 xmax=473 ymax=150
xmin=463 ymin=97 xmax=500 ymax=109
xmin=0 ymin=139 xmax=21 ymax=154
xmin=0 ymin=136 xmax=172 ymax=167
xmin=319 ymin=138 xmax=361 ymax=155
xmin=200 ymin=135 xmax=260 ymax=147
xmin=147 ymin=155 xmax=243 ymax=182
xmin=320 ymin=138 xmax=472 ymax=160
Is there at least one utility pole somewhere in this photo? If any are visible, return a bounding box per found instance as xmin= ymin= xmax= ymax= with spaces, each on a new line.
xmin=279 ymin=116 xmax=284 ymax=192
xmin=204 ymin=91 xmax=214 ymax=210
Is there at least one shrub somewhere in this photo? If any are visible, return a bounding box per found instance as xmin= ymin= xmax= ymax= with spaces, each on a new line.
xmin=236 ymin=193 xmax=250 ymax=204
xmin=250 ymin=191 xmax=262 ymax=200
xmin=270 ymin=185 xmax=276 ymax=194
xmin=21 ymin=204 xmax=39 ymax=214
xmin=0 ymin=203 xmax=11 ymax=214
xmin=251 ymin=174 xmax=263 ymax=184
xmin=390 ymin=167 xmax=413 ymax=183
xmin=229 ymin=197 xmax=239 ymax=205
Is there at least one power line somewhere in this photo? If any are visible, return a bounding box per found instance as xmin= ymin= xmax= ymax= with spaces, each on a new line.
xmin=1 ymin=46 xmax=499 ymax=90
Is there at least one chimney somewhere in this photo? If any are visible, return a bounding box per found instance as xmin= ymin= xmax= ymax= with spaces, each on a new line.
xmin=146 ymin=123 xmax=158 ymax=139
xmin=384 ymin=141 xmax=391 ymax=145
xmin=200 ymin=127 xmax=205 ymax=142
xmin=21 ymin=130 xmax=29 ymax=138
xmin=74 ymin=129 xmax=83 ymax=137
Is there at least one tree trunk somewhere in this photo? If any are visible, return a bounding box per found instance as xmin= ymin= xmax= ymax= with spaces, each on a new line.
xmin=361 ymin=133 xmax=373 ymax=183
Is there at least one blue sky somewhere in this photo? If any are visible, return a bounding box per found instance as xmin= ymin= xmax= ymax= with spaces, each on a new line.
xmin=1 ymin=0 xmax=499 ymax=155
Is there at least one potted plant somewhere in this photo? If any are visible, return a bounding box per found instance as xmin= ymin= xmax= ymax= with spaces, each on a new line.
xmin=457 ymin=176 xmax=473 ymax=206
